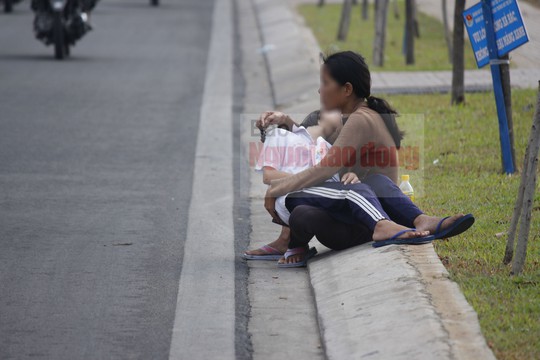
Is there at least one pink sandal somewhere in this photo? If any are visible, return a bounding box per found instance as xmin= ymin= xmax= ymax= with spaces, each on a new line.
xmin=243 ymin=245 xmax=283 ymax=261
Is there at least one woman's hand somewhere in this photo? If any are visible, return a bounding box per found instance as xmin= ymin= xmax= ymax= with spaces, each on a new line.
xmin=264 ymin=188 xmax=281 ymax=223
xmin=341 ymin=172 xmax=360 ymax=185
xmin=257 ymin=111 xmax=293 ymax=130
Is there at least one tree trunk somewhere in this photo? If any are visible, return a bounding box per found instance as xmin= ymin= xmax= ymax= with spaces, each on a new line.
xmin=362 ymin=0 xmax=369 ymax=20
xmin=509 ymin=82 xmax=540 ymax=274
xmin=337 ymin=0 xmax=353 ymax=41
xmin=318 ymin=0 xmax=325 ymax=7
xmin=412 ymin=0 xmax=420 ymax=37
xmin=373 ymin=0 xmax=389 ymax=67
xmin=442 ymin=0 xmax=452 ymax=62
xmin=451 ymin=0 xmax=465 ymax=105
xmin=503 ymin=139 xmax=527 ymax=265
xmin=393 ymin=0 xmax=399 ymax=19
xmin=404 ymin=0 xmax=415 ymax=64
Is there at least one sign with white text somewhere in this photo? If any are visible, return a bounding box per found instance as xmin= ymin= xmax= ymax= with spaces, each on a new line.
xmin=463 ymin=0 xmax=528 ymax=68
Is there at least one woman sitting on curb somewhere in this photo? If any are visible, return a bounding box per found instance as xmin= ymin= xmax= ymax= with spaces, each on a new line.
xmin=246 ymin=51 xmax=475 ymax=267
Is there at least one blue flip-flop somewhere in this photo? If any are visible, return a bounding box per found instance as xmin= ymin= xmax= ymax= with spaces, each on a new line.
xmin=433 ymin=213 xmax=475 ymax=240
xmin=372 ymin=229 xmax=435 ymax=248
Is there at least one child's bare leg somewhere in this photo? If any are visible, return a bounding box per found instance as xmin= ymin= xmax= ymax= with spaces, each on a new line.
xmin=244 ymin=226 xmax=290 ymax=255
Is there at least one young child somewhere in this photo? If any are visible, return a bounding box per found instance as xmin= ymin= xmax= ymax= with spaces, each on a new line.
xmin=243 ymin=110 xmax=360 ymax=262
xmin=255 ymin=110 xmax=359 ymax=226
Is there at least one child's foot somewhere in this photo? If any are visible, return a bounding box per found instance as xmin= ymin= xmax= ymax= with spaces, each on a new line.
xmin=413 ymin=214 xmax=464 ymax=235
xmin=244 ymin=237 xmax=289 ymax=256
xmin=372 ymin=219 xmax=430 ymax=242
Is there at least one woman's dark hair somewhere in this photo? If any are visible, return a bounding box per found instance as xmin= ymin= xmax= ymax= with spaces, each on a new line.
xmin=300 ymin=110 xmax=320 ymax=128
xmin=322 ymin=51 xmax=404 ymax=148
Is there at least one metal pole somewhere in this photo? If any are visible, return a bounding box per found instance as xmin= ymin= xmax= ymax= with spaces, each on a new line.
xmin=482 ymin=0 xmax=515 ymax=174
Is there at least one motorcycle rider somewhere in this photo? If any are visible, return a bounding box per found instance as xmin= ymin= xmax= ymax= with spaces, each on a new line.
xmin=31 ymin=0 xmax=98 ymax=45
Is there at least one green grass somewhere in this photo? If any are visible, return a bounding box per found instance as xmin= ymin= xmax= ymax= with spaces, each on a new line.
xmin=297 ymin=2 xmax=478 ymax=71
xmin=297 ymin=4 xmax=539 ymax=356
xmin=389 ymin=89 xmax=540 ymax=360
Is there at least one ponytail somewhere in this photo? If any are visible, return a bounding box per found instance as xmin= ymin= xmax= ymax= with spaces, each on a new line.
xmin=366 ymin=95 xmax=404 ymax=149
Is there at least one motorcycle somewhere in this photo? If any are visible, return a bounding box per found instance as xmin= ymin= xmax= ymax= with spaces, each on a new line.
xmin=3 ymin=0 xmax=22 ymax=13
xmin=32 ymin=0 xmax=95 ymax=59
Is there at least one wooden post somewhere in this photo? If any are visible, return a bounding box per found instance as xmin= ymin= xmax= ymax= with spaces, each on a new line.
xmin=508 ymin=82 xmax=540 ymax=274
xmin=337 ymin=0 xmax=353 ymax=41
xmin=503 ymin=81 xmax=540 ymax=274
xmin=504 ymin=133 xmax=529 ymax=264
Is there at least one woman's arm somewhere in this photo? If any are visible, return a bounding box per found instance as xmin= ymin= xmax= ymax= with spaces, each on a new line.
xmin=262 ymin=167 xmax=292 ymax=185
xmin=267 ymin=111 xmax=377 ymax=197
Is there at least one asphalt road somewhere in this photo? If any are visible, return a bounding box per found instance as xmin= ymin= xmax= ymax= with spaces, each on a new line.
xmin=0 ymin=0 xmax=215 ymax=358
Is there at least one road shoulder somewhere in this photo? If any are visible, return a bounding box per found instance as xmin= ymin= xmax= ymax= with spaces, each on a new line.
xmin=237 ymin=0 xmax=325 ymax=358
xmin=250 ymin=0 xmax=496 ymax=358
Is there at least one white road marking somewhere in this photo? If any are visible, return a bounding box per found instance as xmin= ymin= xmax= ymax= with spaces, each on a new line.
xmin=168 ymin=0 xmax=235 ymax=358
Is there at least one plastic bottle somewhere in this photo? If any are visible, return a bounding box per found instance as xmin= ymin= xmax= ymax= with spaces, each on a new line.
xmin=399 ymin=174 xmax=414 ymax=202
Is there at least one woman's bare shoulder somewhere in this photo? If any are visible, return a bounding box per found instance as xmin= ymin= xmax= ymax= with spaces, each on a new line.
xmin=344 ymin=107 xmax=379 ymax=130
xmin=354 ymin=104 xmax=380 ymax=119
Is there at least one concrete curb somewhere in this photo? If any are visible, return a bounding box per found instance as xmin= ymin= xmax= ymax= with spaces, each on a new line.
xmin=169 ymin=0 xmax=235 ymax=358
xmin=252 ymin=0 xmax=321 ymax=108
xmin=307 ymin=241 xmax=496 ymax=359
xmin=250 ymin=0 xmax=497 ymax=359
xmin=308 ymin=243 xmax=451 ymax=359
xmin=240 ymin=0 xmax=326 ymax=358
xmin=406 ymin=245 xmax=497 ymax=360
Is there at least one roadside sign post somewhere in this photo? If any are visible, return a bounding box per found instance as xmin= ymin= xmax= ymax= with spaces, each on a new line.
xmin=482 ymin=0 xmax=515 ymax=174
xmin=463 ymin=0 xmax=530 ymax=174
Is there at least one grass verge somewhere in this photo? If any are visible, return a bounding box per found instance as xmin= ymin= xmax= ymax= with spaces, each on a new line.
xmin=391 ymin=89 xmax=540 ymax=360
xmin=297 ymin=2 xmax=478 ymax=71
xmin=298 ymin=3 xmax=538 ymax=357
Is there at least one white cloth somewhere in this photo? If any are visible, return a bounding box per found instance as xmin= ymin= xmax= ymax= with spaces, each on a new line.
xmin=255 ymin=125 xmax=339 ymax=225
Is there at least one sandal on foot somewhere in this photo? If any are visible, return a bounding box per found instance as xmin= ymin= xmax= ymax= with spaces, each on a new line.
xmin=243 ymin=245 xmax=317 ymax=261
xmin=433 ymin=214 xmax=475 ymax=240
xmin=277 ymin=247 xmax=318 ymax=268
xmin=243 ymin=245 xmax=283 ymax=260
xmin=372 ymin=229 xmax=435 ymax=248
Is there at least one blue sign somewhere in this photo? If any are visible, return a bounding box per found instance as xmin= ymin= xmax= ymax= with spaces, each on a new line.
xmin=463 ymin=0 xmax=529 ymax=68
